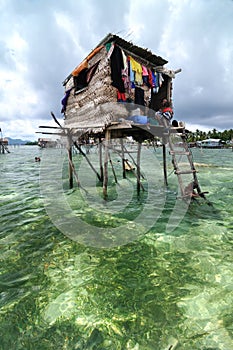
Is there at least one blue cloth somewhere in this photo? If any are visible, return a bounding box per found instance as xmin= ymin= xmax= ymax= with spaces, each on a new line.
xmin=126 ymin=115 xmax=148 ymax=124
xmin=61 ymin=88 xmax=72 ymax=113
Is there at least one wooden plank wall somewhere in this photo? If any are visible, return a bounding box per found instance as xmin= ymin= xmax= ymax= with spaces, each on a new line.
xmin=64 ymin=47 xmax=119 ymax=129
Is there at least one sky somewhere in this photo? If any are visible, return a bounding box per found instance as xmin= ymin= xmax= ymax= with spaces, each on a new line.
xmin=0 ymin=0 xmax=232 ymax=140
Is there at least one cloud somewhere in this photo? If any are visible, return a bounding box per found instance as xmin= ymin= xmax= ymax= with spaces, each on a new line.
xmin=0 ymin=0 xmax=232 ymax=140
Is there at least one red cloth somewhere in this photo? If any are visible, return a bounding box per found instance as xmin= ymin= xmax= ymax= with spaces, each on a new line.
xmin=162 ymin=107 xmax=173 ymax=113
xmin=117 ymin=91 xmax=126 ymax=102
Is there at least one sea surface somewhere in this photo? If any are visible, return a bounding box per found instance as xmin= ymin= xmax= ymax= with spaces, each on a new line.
xmin=0 ymin=145 xmax=232 ymax=350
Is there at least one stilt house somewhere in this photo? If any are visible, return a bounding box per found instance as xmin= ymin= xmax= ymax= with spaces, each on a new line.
xmin=61 ymin=33 xmax=179 ymax=140
xmin=40 ymin=33 xmax=207 ymax=200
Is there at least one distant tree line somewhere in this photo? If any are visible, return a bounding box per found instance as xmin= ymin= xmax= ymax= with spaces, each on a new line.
xmin=25 ymin=141 xmax=38 ymax=145
xmin=186 ymin=128 xmax=233 ymax=143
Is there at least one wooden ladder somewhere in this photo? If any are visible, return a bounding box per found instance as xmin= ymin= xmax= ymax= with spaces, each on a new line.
xmin=167 ymin=129 xmax=207 ymax=200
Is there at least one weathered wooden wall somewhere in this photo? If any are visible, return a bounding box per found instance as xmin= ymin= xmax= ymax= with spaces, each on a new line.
xmin=64 ymin=47 xmax=124 ymax=130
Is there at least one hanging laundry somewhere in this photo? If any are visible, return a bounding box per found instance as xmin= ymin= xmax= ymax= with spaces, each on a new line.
xmin=86 ymin=60 xmax=101 ymax=83
xmin=135 ymin=86 xmax=145 ymax=106
xmin=110 ymin=45 xmax=125 ymax=93
xmin=73 ymin=68 xmax=88 ymax=91
xmin=130 ymin=57 xmax=143 ymax=85
xmin=151 ymin=70 xmax=160 ymax=93
xmin=117 ymin=91 xmax=126 ymax=102
xmin=72 ymin=60 xmax=88 ymax=77
xmin=121 ymin=50 xmax=130 ymax=93
xmin=73 ymin=60 xmax=101 ymax=93
xmin=142 ymin=65 xmax=150 ymax=87
xmin=128 ymin=57 xmax=135 ymax=88
xmin=158 ymin=72 xmax=164 ymax=87
xmin=148 ymin=69 xmax=153 ymax=88
xmin=106 ymin=42 xmax=115 ymax=59
xmin=142 ymin=65 xmax=148 ymax=76
xmin=61 ymin=88 xmax=72 ymax=113
xmin=72 ymin=45 xmax=104 ymax=76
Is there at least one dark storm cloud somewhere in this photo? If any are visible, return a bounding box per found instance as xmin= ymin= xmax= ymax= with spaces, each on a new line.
xmin=0 ymin=0 xmax=232 ymax=139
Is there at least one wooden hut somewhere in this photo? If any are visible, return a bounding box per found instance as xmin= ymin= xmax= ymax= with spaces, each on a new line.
xmin=40 ymin=33 xmax=207 ymax=200
xmin=61 ymin=33 xmax=179 ymax=134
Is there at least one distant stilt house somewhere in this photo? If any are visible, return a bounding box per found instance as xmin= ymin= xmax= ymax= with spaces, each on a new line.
xmin=197 ymin=139 xmax=224 ymax=148
xmin=38 ymin=138 xmax=58 ymax=148
xmin=40 ymin=33 xmax=207 ymax=200
xmin=0 ymin=128 xmax=10 ymax=154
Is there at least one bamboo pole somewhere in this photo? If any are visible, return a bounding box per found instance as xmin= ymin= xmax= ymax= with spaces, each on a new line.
xmin=68 ymin=143 xmax=73 ymax=189
xmin=109 ymin=151 xmax=118 ymax=183
xmin=103 ymin=129 xmax=110 ymax=198
xmin=123 ymin=144 xmax=145 ymax=180
xmin=120 ymin=138 xmax=126 ymax=179
xmin=162 ymin=143 xmax=168 ymax=187
xmin=99 ymin=136 xmax=104 ymax=182
xmin=73 ymin=141 xmax=101 ymax=181
xmin=107 ymin=144 xmax=145 ymax=191
xmin=137 ymin=141 xmax=142 ymax=194
xmin=67 ymin=153 xmax=81 ymax=188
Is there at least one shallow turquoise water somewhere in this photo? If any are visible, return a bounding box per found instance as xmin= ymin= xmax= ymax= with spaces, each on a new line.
xmin=0 ymin=145 xmax=232 ymax=349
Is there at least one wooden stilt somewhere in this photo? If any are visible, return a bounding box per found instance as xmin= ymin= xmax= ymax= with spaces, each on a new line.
xmin=68 ymin=143 xmax=73 ymax=189
xmin=123 ymin=144 xmax=145 ymax=180
xmin=107 ymin=143 xmax=144 ymax=191
xmin=99 ymin=136 xmax=104 ymax=182
xmin=162 ymin=143 xmax=168 ymax=187
xmin=109 ymin=151 xmax=117 ymax=183
xmin=103 ymin=129 xmax=110 ymax=198
xmin=137 ymin=142 xmax=142 ymax=194
xmin=67 ymin=154 xmax=82 ymax=188
xmin=120 ymin=138 xmax=126 ymax=179
xmin=73 ymin=141 xmax=101 ymax=181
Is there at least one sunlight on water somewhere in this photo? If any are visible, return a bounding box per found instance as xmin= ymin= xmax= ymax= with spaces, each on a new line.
xmin=0 ymin=146 xmax=232 ymax=349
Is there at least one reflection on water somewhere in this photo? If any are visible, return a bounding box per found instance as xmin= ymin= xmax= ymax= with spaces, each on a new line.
xmin=0 ymin=146 xmax=232 ymax=349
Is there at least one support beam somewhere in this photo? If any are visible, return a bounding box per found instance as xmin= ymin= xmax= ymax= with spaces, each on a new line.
xmin=68 ymin=143 xmax=73 ymax=189
xmin=109 ymin=151 xmax=117 ymax=183
xmin=73 ymin=141 xmax=101 ymax=181
xmin=137 ymin=142 xmax=142 ymax=194
xmin=103 ymin=129 xmax=111 ymax=198
xmin=162 ymin=144 xmax=168 ymax=187
xmin=120 ymin=138 xmax=126 ymax=179
xmin=99 ymin=136 xmax=103 ymax=182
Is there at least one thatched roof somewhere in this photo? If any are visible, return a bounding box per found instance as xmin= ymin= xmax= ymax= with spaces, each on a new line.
xmin=97 ymin=33 xmax=168 ymax=67
xmin=63 ymin=33 xmax=170 ymax=85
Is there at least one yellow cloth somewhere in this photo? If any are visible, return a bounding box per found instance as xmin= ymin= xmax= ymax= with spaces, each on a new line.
xmin=130 ymin=56 xmax=143 ymax=85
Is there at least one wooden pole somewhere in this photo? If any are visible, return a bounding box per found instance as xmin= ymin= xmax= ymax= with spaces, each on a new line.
xmin=73 ymin=141 xmax=101 ymax=181
xmin=107 ymin=144 xmax=145 ymax=191
xmin=109 ymin=151 xmax=118 ymax=183
xmin=99 ymin=136 xmax=103 ymax=182
xmin=120 ymin=138 xmax=126 ymax=179
xmin=68 ymin=142 xmax=73 ymax=189
xmin=103 ymin=129 xmax=110 ymax=198
xmin=162 ymin=143 xmax=168 ymax=187
xmin=137 ymin=141 xmax=142 ymax=194
xmin=67 ymin=153 xmax=82 ymax=188
xmin=123 ymin=144 xmax=145 ymax=180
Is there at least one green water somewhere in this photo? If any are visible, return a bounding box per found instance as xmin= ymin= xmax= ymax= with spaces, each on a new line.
xmin=0 ymin=145 xmax=232 ymax=350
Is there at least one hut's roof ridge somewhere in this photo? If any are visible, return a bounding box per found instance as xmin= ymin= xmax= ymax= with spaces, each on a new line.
xmin=97 ymin=33 xmax=168 ymax=67
xmin=63 ymin=33 xmax=169 ymax=85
